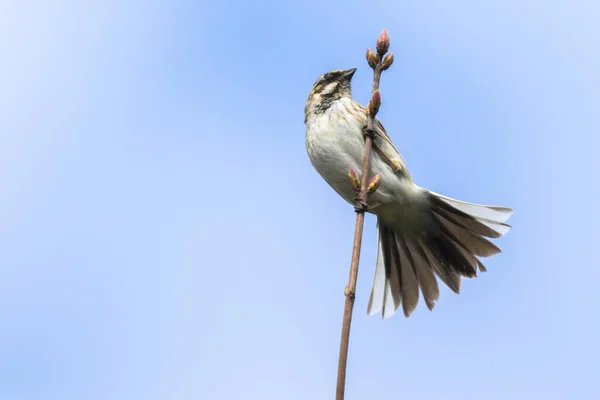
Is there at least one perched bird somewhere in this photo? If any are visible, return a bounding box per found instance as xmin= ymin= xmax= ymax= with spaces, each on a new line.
xmin=304 ymin=68 xmax=513 ymax=318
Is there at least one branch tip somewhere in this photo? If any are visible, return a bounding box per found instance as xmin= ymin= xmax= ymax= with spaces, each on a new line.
xmin=376 ymin=29 xmax=390 ymax=55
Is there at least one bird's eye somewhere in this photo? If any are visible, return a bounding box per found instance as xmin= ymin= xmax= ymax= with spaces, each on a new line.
xmin=323 ymin=73 xmax=332 ymax=81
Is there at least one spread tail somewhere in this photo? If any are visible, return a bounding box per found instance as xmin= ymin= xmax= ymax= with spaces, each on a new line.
xmin=367 ymin=191 xmax=513 ymax=318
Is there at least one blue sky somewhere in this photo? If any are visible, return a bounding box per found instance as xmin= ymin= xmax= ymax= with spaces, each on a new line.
xmin=1 ymin=1 xmax=599 ymax=399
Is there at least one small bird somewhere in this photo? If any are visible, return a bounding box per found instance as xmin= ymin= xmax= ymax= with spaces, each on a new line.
xmin=305 ymin=68 xmax=513 ymax=318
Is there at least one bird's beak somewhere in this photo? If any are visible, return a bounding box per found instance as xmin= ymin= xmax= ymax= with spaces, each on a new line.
xmin=343 ymin=68 xmax=357 ymax=80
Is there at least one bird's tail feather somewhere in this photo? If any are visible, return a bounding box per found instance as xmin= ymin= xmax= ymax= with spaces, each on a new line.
xmin=367 ymin=191 xmax=513 ymax=318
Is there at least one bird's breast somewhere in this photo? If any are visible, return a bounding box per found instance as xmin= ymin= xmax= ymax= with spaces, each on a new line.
xmin=305 ymin=100 xmax=418 ymax=211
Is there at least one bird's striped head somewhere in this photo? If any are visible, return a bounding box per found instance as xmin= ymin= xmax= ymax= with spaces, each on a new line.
xmin=305 ymin=68 xmax=356 ymax=121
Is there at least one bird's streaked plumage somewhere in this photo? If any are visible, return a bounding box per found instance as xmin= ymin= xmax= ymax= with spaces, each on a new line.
xmin=304 ymin=69 xmax=513 ymax=318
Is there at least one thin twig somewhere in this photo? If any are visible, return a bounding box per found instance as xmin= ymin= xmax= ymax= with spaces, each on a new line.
xmin=335 ymin=30 xmax=392 ymax=400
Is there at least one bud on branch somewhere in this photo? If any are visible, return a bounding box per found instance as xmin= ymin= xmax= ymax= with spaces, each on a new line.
xmin=366 ymin=48 xmax=377 ymax=69
xmin=367 ymin=174 xmax=382 ymax=194
xmin=376 ymin=29 xmax=390 ymax=56
xmin=381 ymin=53 xmax=394 ymax=71
xmin=367 ymin=90 xmax=381 ymax=117
xmin=348 ymin=168 xmax=360 ymax=191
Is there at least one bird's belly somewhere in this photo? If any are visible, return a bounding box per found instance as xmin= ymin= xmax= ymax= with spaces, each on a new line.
xmin=306 ymin=120 xmax=402 ymax=208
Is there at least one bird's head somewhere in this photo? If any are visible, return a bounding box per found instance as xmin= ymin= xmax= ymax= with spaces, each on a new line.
xmin=305 ymin=68 xmax=357 ymax=120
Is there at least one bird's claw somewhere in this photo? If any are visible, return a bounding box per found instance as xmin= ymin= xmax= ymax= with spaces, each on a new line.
xmin=390 ymin=160 xmax=402 ymax=172
xmin=362 ymin=126 xmax=376 ymax=139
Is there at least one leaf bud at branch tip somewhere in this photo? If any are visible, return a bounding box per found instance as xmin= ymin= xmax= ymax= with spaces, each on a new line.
xmin=381 ymin=53 xmax=394 ymax=70
xmin=376 ymin=29 xmax=390 ymax=55
xmin=366 ymin=48 xmax=377 ymax=69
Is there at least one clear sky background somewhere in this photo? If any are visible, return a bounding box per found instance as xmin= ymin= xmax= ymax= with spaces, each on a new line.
xmin=1 ymin=1 xmax=599 ymax=399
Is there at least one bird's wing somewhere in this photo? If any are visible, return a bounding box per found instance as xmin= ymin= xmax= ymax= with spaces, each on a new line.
xmin=354 ymin=101 xmax=400 ymax=155
xmin=352 ymin=100 xmax=408 ymax=175
xmin=374 ymin=119 xmax=400 ymax=155
xmin=373 ymin=119 xmax=410 ymax=176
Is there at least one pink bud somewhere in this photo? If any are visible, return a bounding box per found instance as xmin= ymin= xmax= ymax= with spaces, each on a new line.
xmin=371 ymin=90 xmax=381 ymax=108
xmin=367 ymin=174 xmax=382 ymax=194
xmin=381 ymin=53 xmax=394 ymax=71
xmin=366 ymin=48 xmax=377 ymax=69
xmin=368 ymin=90 xmax=381 ymax=116
xmin=376 ymin=29 xmax=390 ymax=55
xmin=348 ymin=168 xmax=360 ymax=190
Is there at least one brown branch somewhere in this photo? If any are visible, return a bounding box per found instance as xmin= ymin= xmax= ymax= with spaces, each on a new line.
xmin=335 ymin=30 xmax=393 ymax=400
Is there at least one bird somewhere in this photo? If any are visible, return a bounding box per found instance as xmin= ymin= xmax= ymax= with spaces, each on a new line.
xmin=304 ymin=68 xmax=513 ymax=318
